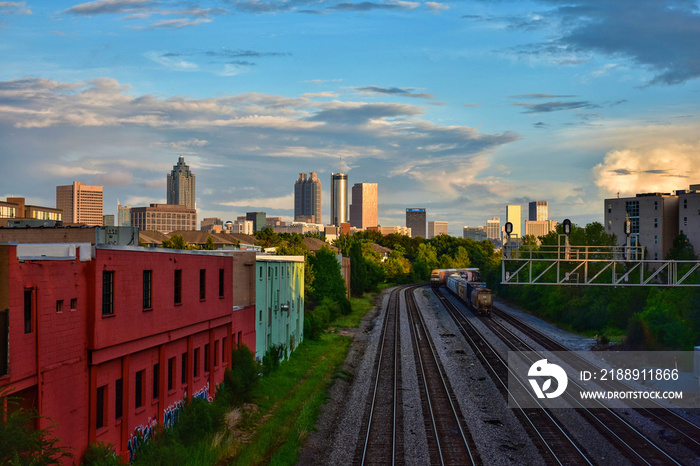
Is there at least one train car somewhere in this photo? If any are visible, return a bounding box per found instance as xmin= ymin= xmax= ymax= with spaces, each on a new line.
xmin=445 ymin=275 xmax=493 ymax=316
xmin=430 ymin=268 xmax=479 ymax=288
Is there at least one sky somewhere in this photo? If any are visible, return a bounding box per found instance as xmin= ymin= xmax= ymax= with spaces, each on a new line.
xmin=1 ymin=0 xmax=699 ymax=234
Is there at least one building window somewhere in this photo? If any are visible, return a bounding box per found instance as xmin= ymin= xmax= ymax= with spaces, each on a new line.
xmin=684 ymin=217 xmax=688 ymax=227
xmin=654 ymin=218 xmax=658 ymax=228
xmin=143 ymin=270 xmax=152 ymax=309
xmin=204 ymin=344 xmax=210 ymax=373
xmin=259 ymin=267 xmax=263 ymax=280
xmin=24 ymin=289 xmax=32 ymax=333
xmin=153 ymin=363 xmax=159 ymax=400
xmin=219 ymin=269 xmax=225 ymax=298
xmin=70 ymin=298 xmax=77 ymax=310
xmin=222 ymin=337 xmax=227 ymax=363
xmin=214 ymin=340 xmax=220 ymax=367
xmin=174 ymin=269 xmax=182 ymax=304
xmin=200 ymin=269 xmax=206 ymax=300
xmin=102 ymin=271 xmax=114 ymax=316
xmin=655 ymin=201 xmax=658 ymax=210
xmin=168 ymin=357 xmax=175 ymax=391
xmin=181 ymin=353 xmax=187 ymax=385
xmin=115 ymin=378 xmax=123 ymax=420
xmin=135 ymin=370 xmax=144 ymax=409
xmin=96 ymin=385 xmax=106 ymax=430
xmin=56 ymin=300 xmax=63 ymax=313
xmin=684 ymin=199 xmax=688 ymax=209
xmin=193 ymin=347 xmax=200 ymax=378
xmin=654 ymin=236 xmax=658 ymax=245
xmin=0 ymin=308 xmax=8 ymax=376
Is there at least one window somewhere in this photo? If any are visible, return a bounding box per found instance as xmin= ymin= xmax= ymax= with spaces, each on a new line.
xmin=222 ymin=337 xmax=227 ymax=363
xmin=24 ymin=289 xmax=32 ymax=333
xmin=70 ymin=298 xmax=77 ymax=310
xmin=174 ymin=270 xmax=182 ymax=304
xmin=259 ymin=267 xmax=263 ymax=280
xmin=654 ymin=235 xmax=658 ymax=245
xmin=153 ymin=364 xmax=159 ymax=400
xmin=684 ymin=199 xmax=688 ymax=209
xmin=655 ymin=200 xmax=658 ymax=210
xmin=204 ymin=344 xmax=210 ymax=373
xmin=143 ymin=270 xmax=152 ymax=309
xmin=219 ymin=269 xmax=225 ymax=298
xmin=181 ymin=353 xmax=187 ymax=385
xmin=654 ymin=218 xmax=658 ymax=228
xmin=684 ymin=217 xmax=688 ymax=227
xmin=115 ymin=378 xmax=123 ymax=420
xmin=607 ymin=204 xmax=612 ymax=213
xmin=214 ymin=340 xmax=220 ymax=367
xmin=168 ymin=357 xmax=175 ymax=391
xmin=0 ymin=308 xmax=8 ymax=376
xmin=200 ymin=269 xmax=206 ymax=300
xmin=193 ymin=347 xmax=200 ymax=378
xmin=96 ymin=386 xmax=106 ymax=429
xmin=135 ymin=370 xmax=144 ymax=409
xmin=56 ymin=300 xmax=63 ymax=313
xmin=102 ymin=271 xmax=114 ymax=316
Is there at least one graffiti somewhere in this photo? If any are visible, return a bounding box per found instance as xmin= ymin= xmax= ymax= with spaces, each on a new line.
xmin=125 ymin=383 xmax=213 ymax=462
xmin=126 ymin=417 xmax=157 ymax=462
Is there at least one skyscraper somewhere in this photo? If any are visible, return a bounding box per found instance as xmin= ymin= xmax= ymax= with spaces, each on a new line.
xmin=294 ymin=172 xmax=322 ymax=224
xmin=486 ymin=217 xmax=501 ymax=242
xmin=428 ymin=221 xmax=448 ymax=238
xmin=330 ymin=172 xmax=348 ymax=227
xmin=506 ymin=205 xmax=522 ymax=238
xmin=167 ymin=156 xmax=196 ymax=210
xmin=406 ymin=208 xmax=427 ymax=238
xmin=349 ymin=183 xmax=378 ymax=230
xmin=56 ymin=181 xmax=103 ymax=226
xmin=529 ymin=201 xmax=548 ymax=221
xmin=117 ymin=202 xmax=131 ymax=227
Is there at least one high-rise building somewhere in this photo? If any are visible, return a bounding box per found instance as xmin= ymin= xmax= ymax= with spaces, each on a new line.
xmin=463 ymin=226 xmax=487 ymax=241
xmin=349 ymin=183 xmax=378 ymax=230
xmin=330 ymin=172 xmax=348 ymax=227
xmin=117 ymin=203 xmax=131 ymax=227
xmin=406 ymin=208 xmax=426 ymax=238
xmin=102 ymin=215 xmax=115 ymax=227
xmin=505 ymin=205 xmax=522 ymax=238
xmin=529 ymin=201 xmax=548 ymax=221
xmin=486 ymin=217 xmax=501 ymax=241
xmin=246 ymin=212 xmax=267 ymax=232
xmin=167 ymin=156 xmax=196 ymax=210
xmin=56 ymin=181 xmax=103 ymax=226
xmin=525 ymin=220 xmax=557 ymax=239
xmin=428 ymin=220 xmax=448 ymax=238
xmin=294 ymin=172 xmax=322 ymax=224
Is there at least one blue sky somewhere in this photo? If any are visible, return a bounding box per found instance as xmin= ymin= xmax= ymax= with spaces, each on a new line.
xmin=1 ymin=0 xmax=699 ymax=234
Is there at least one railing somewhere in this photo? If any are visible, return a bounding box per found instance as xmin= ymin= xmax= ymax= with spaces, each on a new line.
xmin=502 ymin=244 xmax=700 ymax=286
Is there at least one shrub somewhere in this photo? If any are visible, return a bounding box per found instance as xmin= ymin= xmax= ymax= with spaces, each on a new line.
xmin=82 ymin=442 xmax=125 ymax=465
xmin=219 ymin=345 xmax=260 ymax=406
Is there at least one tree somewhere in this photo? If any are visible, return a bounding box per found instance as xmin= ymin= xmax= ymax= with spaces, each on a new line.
xmin=0 ymin=388 xmax=72 ymax=464
xmin=162 ymin=234 xmax=190 ymax=249
xmin=255 ymin=227 xmax=282 ymax=249
xmin=349 ymin=239 xmax=367 ymax=297
xmin=666 ymin=233 xmax=697 ymax=260
xmin=308 ymin=246 xmax=347 ymax=304
xmin=204 ymin=236 xmax=216 ymax=250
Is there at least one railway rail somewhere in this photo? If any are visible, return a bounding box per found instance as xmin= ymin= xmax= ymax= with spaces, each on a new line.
xmin=492 ymin=305 xmax=700 ymax=461
xmin=434 ymin=288 xmax=591 ymax=465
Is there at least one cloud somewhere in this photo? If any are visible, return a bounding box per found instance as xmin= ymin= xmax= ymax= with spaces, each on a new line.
xmin=509 ymin=93 xmax=577 ymax=99
xmin=497 ymin=1 xmax=700 ymax=85
xmin=0 ymin=2 xmax=31 ymax=15
xmin=218 ymin=193 xmax=294 ymax=210
xmin=356 ymin=86 xmax=434 ymax=99
xmin=425 ymin=2 xmax=448 ymax=12
xmin=328 ymin=1 xmax=419 ymax=12
xmin=64 ymin=0 xmax=157 ymax=15
xmin=144 ymin=52 xmax=198 ymax=70
xmin=593 ymin=142 xmax=700 ymax=195
xmin=512 ymin=100 xmax=600 ymax=113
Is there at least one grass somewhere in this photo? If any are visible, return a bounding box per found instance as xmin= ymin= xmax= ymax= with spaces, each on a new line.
xmin=220 ymin=291 xmax=377 ymax=465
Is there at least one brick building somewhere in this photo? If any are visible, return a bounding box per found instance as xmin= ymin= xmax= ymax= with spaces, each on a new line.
xmin=0 ymin=243 xmax=256 ymax=461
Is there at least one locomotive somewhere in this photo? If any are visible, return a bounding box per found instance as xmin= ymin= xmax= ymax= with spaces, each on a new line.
xmin=431 ymin=268 xmax=493 ymax=316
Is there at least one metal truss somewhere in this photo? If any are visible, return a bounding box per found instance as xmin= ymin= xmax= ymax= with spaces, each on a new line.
xmin=501 ymin=242 xmax=700 ymax=287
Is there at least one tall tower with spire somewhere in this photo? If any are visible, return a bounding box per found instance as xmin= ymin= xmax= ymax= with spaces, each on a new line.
xmin=167 ymin=155 xmax=196 ymax=210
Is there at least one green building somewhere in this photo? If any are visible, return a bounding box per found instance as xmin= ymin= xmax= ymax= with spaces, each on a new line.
xmin=255 ymin=255 xmax=305 ymax=361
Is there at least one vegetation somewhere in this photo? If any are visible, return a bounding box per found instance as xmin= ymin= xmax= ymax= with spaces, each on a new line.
xmin=0 ymin=388 xmax=72 ymax=465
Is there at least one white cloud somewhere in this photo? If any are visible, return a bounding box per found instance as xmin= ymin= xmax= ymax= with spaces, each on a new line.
xmin=218 ymin=193 xmax=293 ymax=210
xmin=144 ymin=51 xmax=198 ymax=71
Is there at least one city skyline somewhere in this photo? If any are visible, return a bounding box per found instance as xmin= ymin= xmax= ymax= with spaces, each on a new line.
xmin=1 ymin=1 xmax=699 ymax=229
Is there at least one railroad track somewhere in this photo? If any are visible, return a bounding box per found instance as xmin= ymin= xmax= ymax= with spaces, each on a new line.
xmin=405 ymin=286 xmax=479 ymax=465
xmin=492 ymin=305 xmax=700 ymax=461
xmin=357 ymin=285 xmax=404 ymax=465
xmin=433 ymin=288 xmax=592 ymax=465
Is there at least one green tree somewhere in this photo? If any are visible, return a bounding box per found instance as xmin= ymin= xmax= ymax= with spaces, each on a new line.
xmin=349 ymin=239 xmax=367 ymax=297
xmin=162 ymin=234 xmax=190 ymax=249
xmin=0 ymin=388 xmax=72 ymax=465
xmin=255 ymin=227 xmax=282 ymax=249
xmin=204 ymin=236 xmax=216 ymax=250
xmin=666 ymin=233 xmax=697 ymax=260
xmin=308 ymin=246 xmax=347 ymax=304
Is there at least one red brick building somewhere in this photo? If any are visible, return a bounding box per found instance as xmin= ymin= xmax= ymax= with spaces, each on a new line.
xmin=0 ymin=243 xmax=256 ymax=462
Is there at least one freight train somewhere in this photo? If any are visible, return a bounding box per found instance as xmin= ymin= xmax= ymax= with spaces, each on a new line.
xmin=431 ymin=268 xmax=493 ymax=316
